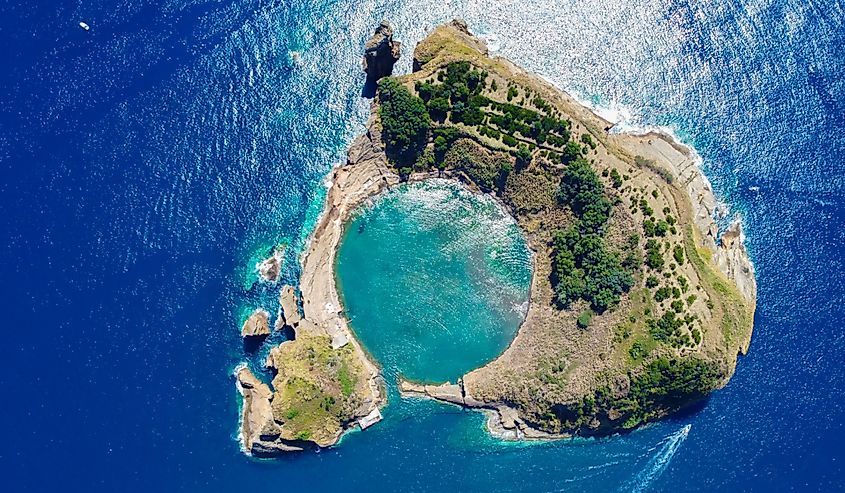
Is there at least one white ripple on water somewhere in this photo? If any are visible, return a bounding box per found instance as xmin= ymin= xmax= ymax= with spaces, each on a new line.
xmin=626 ymin=424 xmax=692 ymax=492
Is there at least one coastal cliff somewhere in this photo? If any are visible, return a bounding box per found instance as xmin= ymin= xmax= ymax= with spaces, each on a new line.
xmin=363 ymin=21 xmax=401 ymax=83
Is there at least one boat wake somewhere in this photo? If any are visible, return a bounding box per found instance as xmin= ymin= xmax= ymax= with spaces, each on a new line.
xmin=625 ymin=424 xmax=691 ymax=492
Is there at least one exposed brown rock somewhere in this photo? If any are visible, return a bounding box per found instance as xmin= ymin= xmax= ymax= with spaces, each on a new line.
xmin=235 ymin=365 xmax=303 ymax=455
xmin=257 ymin=246 xmax=284 ymax=282
xmin=241 ymin=309 xmax=270 ymax=338
xmin=279 ymin=285 xmax=301 ymax=328
xmin=363 ymin=20 xmax=400 ymax=82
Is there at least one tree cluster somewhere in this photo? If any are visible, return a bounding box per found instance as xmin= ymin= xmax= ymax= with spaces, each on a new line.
xmin=377 ymin=78 xmax=431 ymax=166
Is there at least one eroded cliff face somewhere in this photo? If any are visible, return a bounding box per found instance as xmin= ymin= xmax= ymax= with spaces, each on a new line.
xmin=241 ymin=309 xmax=270 ymax=339
xmin=235 ymin=105 xmax=395 ymax=456
xmin=363 ymin=21 xmax=401 ymax=83
xmin=233 ymin=24 xmax=400 ymax=457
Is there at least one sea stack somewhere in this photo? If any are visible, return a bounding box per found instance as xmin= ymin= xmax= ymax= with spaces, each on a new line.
xmin=363 ymin=21 xmax=401 ymax=83
xmin=241 ymin=309 xmax=270 ymax=338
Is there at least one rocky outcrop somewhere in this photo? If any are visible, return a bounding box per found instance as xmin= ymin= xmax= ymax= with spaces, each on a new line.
xmin=257 ymin=246 xmax=284 ymax=282
xmin=715 ymin=219 xmax=756 ymax=304
xmin=625 ymin=133 xmax=757 ymax=305
xmin=235 ymin=365 xmax=303 ymax=455
xmin=278 ymin=285 xmax=301 ymax=328
xmin=241 ymin=309 xmax=270 ymax=338
xmin=363 ymin=21 xmax=400 ymax=83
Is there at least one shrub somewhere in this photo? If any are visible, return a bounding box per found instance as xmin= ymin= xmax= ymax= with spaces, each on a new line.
xmin=645 ymin=239 xmax=664 ymax=270
xmin=647 ymin=310 xmax=682 ymax=341
xmin=502 ymin=134 xmax=518 ymax=147
xmin=691 ymin=329 xmax=702 ymax=344
xmin=646 ymin=276 xmax=659 ymax=288
xmin=609 ymin=168 xmax=623 ymax=188
xmin=552 ymin=227 xmax=634 ymax=312
xmin=427 ymin=97 xmax=450 ymax=122
xmin=415 ymin=147 xmax=435 ymax=171
xmin=504 ymin=169 xmax=555 ymax=213
xmin=561 ymin=141 xmax=582 ymax=164
xmin=443 ymin=139 xmax=508 ymax=192
xmin=673 ymin=245 xmax=685 ymax=264
xmin=415 ymin=81 xmax=434 ymax=101
xmin=580 ymin=133 xmax=597 ymax=149
xmin=577 ymin=310 xmax=592 ymax=329
xmin=629 ymin=340 xmax=649 ymax=360
xmin=515 ymin=144 xmax=532 ymax=168
xmin=654 ymin=287 xmax=671 ymax=302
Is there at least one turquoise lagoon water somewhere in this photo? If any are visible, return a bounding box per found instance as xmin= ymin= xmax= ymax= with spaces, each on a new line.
xmin=336 ymin=179 xmax=532 ymax=382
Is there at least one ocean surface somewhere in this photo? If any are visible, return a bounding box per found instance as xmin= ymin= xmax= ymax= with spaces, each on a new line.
xmin=1 ymin=0 xmax=843 ymax=491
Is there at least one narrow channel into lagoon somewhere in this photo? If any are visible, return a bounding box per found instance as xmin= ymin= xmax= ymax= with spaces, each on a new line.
xmin=336 ymin=179 xmax=532 ymax=383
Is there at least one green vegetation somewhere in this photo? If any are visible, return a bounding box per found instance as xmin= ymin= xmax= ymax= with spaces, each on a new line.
xmin=577 ymin=310 xmax=593 ymax=329
xmin=504 ymin=169 xmax=556 ymax=213
xmin=601 ymin=356 xmax=722 ymax=429
xmin=551 ymin=158 xmax=636 ymax=313
xmin=628 ymin=339 xmax=651 ymax=361
xmin=609 ymin=168 xmax=623 ymax=188
xmin=635 ymin=155 xmax=674 ymax=184
xmin=378 ymin=78 xmax=431 ymax=168
xmin=645 ymin=239 xmax=664 ymax=270
xmin=552 ymin=226 xmax=634 ymax=313
xmin=270 ymin=335 xmax=363 ymax=445
xmin=557 ymin=158 xmax=611 ymax=233
xmin=391 ymin=26 xmax=754 ymax=439
xmin=443 ymin=139 xmax=511 ymax=191
xmin=673 ymin=245 xmax=685 ymax=264
xmin=580 ymin=133 xmax=596 ymax=149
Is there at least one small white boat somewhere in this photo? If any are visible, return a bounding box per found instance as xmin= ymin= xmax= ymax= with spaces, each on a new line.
xmin=79 ymin=21 xmax=90 ymax=31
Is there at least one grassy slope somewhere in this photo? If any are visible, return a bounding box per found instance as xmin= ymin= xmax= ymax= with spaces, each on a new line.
xmin=268 ymin=334 xmax=367 ymax=445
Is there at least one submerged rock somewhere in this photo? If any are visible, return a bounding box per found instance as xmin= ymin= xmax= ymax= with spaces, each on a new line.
xmin=241 ymin=309 xmax=270 ymax=338
xmin=363 ymin=21 xmax=400 ymax=83
xmin=257 ymin=246 xmax=284 ymax=282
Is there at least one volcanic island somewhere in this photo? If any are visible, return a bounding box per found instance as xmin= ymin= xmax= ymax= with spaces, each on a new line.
xmin=235 ymin=20 xmax=755 ymax=455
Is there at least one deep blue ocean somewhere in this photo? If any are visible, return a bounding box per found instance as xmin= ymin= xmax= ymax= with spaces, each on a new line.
xmin=1 ymin=0 xmax=844 ymax=491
